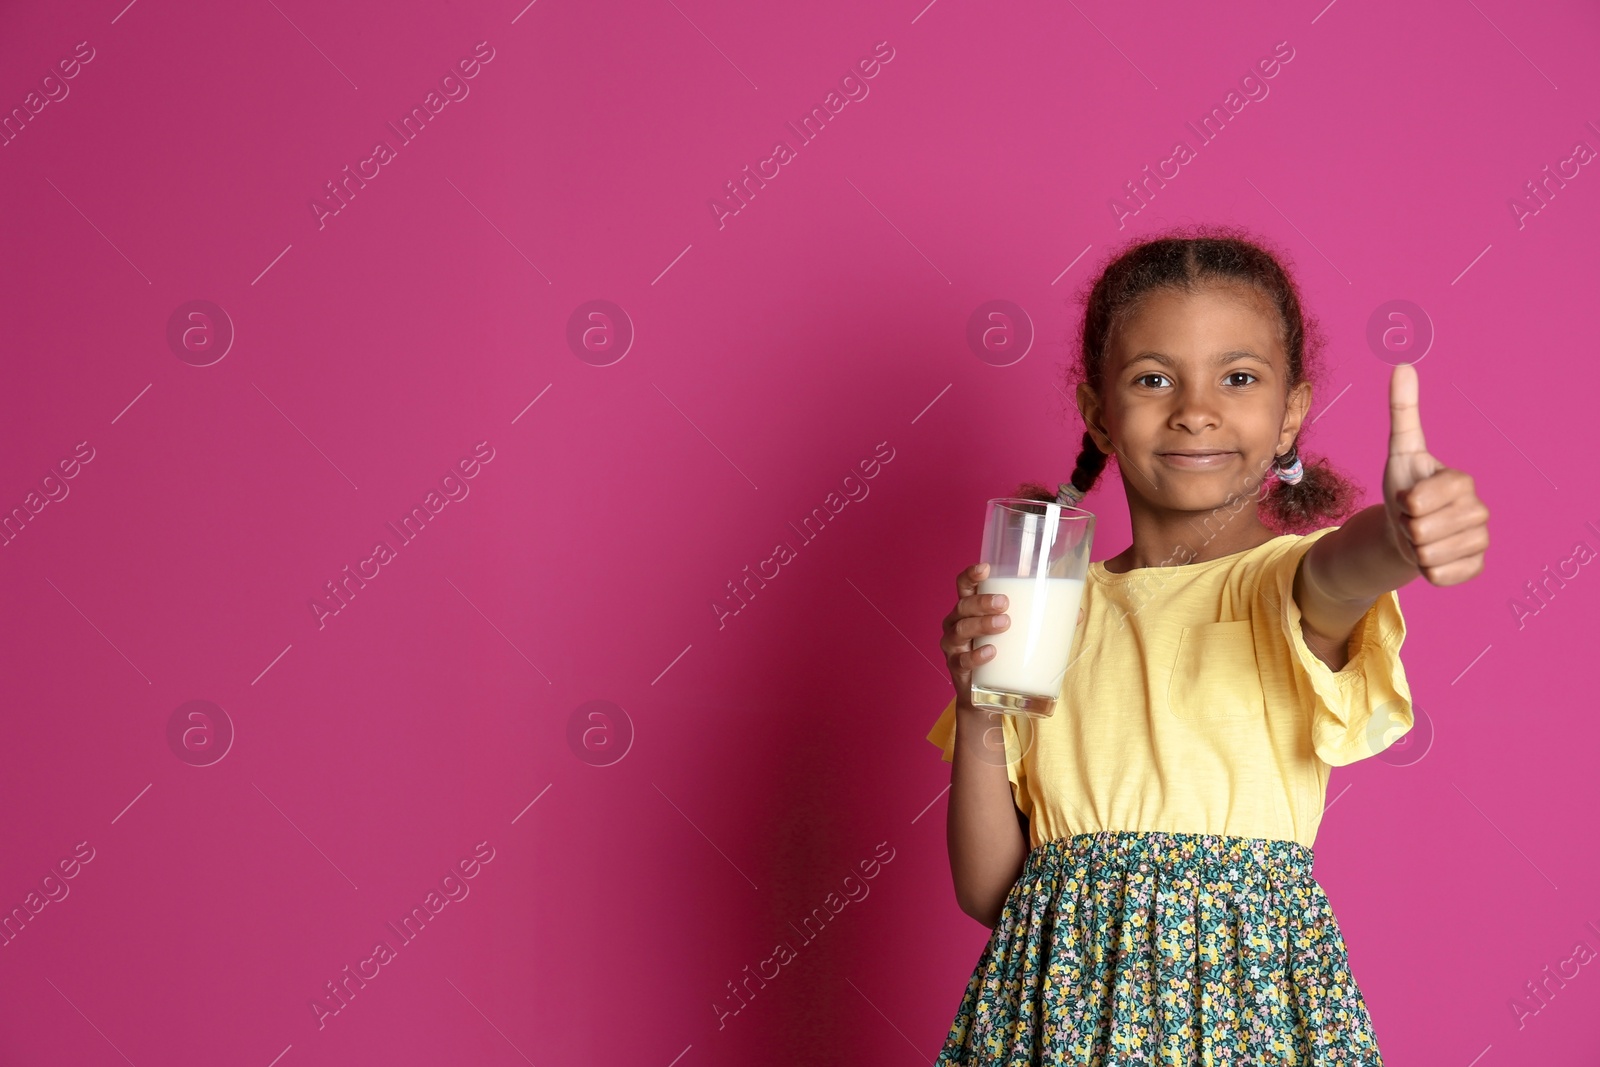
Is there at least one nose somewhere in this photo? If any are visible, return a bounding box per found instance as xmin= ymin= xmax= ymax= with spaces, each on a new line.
xmin=1168 ymin=383 xmax=1221 ymax=434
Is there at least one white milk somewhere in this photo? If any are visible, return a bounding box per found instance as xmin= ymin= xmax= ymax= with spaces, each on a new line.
xmin=971 ymin=576 xmax=1085 ymax=697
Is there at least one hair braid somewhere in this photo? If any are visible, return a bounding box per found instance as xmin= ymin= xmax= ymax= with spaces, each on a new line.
xmin=1015 ymin=431 xmax=1106 ymax=506
xmin=1264 ymin=442 xmax=1363 ymax=533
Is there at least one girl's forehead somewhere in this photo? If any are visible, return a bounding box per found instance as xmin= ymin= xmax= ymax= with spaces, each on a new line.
xmin=1111 ymin=285 xmax=1285 ymax=366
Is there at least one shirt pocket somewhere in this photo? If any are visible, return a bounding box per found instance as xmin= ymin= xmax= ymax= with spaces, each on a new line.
xmin=1165 ymin=619 xmax=1268 ymax=722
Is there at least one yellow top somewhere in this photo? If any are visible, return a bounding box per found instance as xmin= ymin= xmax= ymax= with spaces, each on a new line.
xmin=926 ymin=525 xmax=1415 ymax=849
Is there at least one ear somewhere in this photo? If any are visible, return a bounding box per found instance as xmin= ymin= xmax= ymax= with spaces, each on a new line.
xmin=1279 ymin=379 xmax=1312 ymax=453
xmin=1076 ymin=381 xmax=1113 ymax=455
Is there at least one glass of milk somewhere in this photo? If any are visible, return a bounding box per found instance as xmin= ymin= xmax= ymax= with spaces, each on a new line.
xmin=970 ymin=498 xmax=1094 ymax=718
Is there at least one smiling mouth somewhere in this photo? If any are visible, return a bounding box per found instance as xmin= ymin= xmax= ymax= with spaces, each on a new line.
xmin=1158 ymin=451 xmax=1237 ymax=469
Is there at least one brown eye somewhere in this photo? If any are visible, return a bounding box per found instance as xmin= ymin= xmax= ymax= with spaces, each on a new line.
xmin=1225 ymin=372 xmax=1258 ymax=386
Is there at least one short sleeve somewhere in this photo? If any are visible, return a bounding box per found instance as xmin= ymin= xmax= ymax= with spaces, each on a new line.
xmin=925 ymin=697 xmax=1033 ymax=819
xmin=1260 ymin=526 xmax=1416 ymax=767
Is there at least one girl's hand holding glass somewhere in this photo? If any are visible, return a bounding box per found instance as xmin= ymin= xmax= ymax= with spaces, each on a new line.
xmin=941 ymin=562 xmax=1010 ymax=710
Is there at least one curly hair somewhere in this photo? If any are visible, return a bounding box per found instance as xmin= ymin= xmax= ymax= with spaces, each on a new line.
xmin=1015 ymin=224 xmax=1362 ymax=535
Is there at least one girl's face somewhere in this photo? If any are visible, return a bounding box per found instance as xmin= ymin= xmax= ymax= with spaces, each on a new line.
xmin=1077 ymin=284 xmax=1311 ymax=515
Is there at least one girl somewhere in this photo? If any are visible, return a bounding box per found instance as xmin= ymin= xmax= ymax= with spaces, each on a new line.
xmin=926 ymin=229 xmax=1489 ymax=1065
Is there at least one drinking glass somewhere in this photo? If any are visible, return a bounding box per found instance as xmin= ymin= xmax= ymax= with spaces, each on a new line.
xmin=969 ymin=498 xmax=1095 ymax=718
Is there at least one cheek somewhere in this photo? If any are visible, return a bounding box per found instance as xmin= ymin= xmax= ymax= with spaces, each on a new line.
xmin=1109 ymin=404 xmax=1162 ymax=443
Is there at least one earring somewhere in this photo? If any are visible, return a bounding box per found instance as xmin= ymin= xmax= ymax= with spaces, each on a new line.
xmin=1273 ymin=444 xmax=1304 ymax=485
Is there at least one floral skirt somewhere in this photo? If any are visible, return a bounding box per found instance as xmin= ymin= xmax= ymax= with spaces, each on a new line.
xmin=935 ymin=830 xmax=1384 ymax=1066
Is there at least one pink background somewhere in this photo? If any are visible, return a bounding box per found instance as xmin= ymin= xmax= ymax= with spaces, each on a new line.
xmin=2 ymin=0 xmax=1597 ymax=1062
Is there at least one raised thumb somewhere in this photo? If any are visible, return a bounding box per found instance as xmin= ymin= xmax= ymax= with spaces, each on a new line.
xmin=1388 ymin=361 xmax=1428 ymax=458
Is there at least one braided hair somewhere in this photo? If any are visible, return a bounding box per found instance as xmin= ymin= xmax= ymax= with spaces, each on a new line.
xmin=1015 ymin=225 xmax=1361 ymax=535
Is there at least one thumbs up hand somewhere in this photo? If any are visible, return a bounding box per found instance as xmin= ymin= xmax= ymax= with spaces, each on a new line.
xmin=1383 ymin=362 xmax=1490 ymax=586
